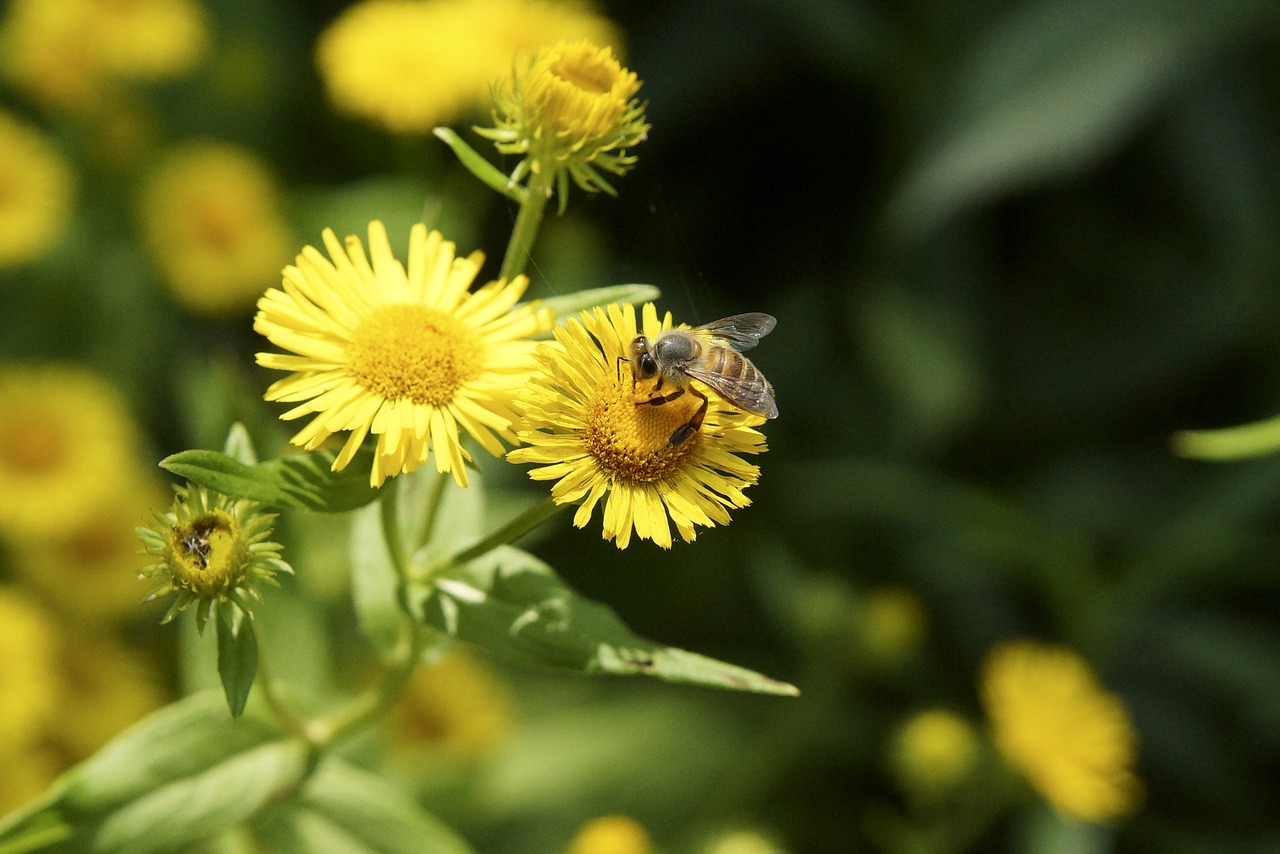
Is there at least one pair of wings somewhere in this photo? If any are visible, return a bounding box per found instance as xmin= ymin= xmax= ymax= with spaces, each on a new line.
xmin=692 ymin=312 xmax=776 ymax=352
xmin=688 ymin=312 xmax=778 ymax=419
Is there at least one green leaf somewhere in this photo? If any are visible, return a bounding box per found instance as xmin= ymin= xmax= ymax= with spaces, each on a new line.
xmin=216 ymin=609 xmax=259 ymax=718
xmin=433 ymin=127 xmax=522 ymax=202
xmin=222 ymin=423 xmax=258 ymax=466
xmin=160 ymin=447 xmax=379 ymax=512
xmin=348 ymin=500 xmax=405 ymax=661
xmin=538 ymin=284 xmax=662 ymax=327
xmin=1171 ymin=413 xmax=1280 ymax=461
xmin=252 ymin=759 xmax=476 ymax=854
xmin=409 ymin=546 xmax=799 ymax=696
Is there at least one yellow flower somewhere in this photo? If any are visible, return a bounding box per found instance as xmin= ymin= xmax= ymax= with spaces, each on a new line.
xmin=0 ymin=365 xmax=139 ymax=539
xmin=508 ymin=303 xmax=767 ymax=549
xmin=315 ymin=0 xmax=619 ymax=133
xmin=480 ymin=39 xmax=648 ymax=206
xmin=255 ymin=221 xmax=553 ymax=488
xmin=567 ymin=815 xmax=652 ymax=854
xmin=0 ymin=588 xmax=59 ymax=749
xmin=0 ymin=111 xmax=75 ymax=268
xmin=388 ymin=649 xmax=513 ymax=759
xmin=137 ymin=483 xmax=292 ymax=629
xmin=858 ymin=586 xmax=927 ymax=663
xmin=980 ymin=640 xmax=1142 ymax=823
xmin=8 ymin=470 xmax=169 ymax=626
xmin=891 ymin=709 xmax=979 ymax=800
xmin=0 ymin=0 xmax=207 ymax=113
xmin=138 ymin=141 xmax=294 ymax=316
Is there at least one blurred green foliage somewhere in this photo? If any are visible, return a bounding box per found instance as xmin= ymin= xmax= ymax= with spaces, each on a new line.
xmin=4 ymin=0 xmax=1280 ymax=851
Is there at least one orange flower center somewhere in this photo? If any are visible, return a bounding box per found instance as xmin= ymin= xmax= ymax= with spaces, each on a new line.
xmin=583 ymin=370 xmax=700 ymax=483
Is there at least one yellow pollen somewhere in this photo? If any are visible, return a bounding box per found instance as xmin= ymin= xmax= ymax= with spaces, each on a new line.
xmin=348 ymin=305 xmax=482 ymax=407
xmin=0 ymin=414 xmax=67 ymax=475
xmin=169 ymin=510 xmax=239 ymax=595
xmin=584 ymin=374 xmax=701 ymax=483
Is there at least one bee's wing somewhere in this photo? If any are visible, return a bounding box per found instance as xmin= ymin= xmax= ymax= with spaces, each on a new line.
xmin=685 ymin=365 xmax=779 ymax=419
xmin=695 ymin=313 xmax=776 ymax=352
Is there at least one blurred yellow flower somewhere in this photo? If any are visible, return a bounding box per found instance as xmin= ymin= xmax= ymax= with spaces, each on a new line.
xmin=0 ymin=0 xmax=207 ymax=113
xmin=0 ymin=111 xmax=75 ymax=268
xmin=481 ymin=39 xmax=647 ymax=205
xmin=254 ymin=221 xmax=553 ymax=488
xmin=388 ymin=649 xmax=513 ymax=759
xmin=980 ymin=640 xmax=1142 ymax=824
xmin=0 ymin=588 xmax=59 ymax=749
xmin=0 ymin=365 xmax=139 ymax=539
xmin=0 ymin=742 xmax=59 ymax=815
xmin=567 ymin=815 xmax=652 ymax=854
xmin=47 ymin=633 xmax=166 ymax=759
xmin=9 ymin=470 xmax=169 ymax=626
xmin=138 ymin=142 xmax=294 ymax=316
xmin=858 ymin=586 xmax=927 ymax=662
xmin=891 ymin=709 xmax=979 ymax=800
xmin=508 ymin=303 xmax=767 ymax=549
xmin=315 ymin=0 xmax=620 ymax=133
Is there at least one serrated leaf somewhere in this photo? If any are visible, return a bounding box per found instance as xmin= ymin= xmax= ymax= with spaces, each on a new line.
xmin=433 ymin=127 xmax=521 ymax=201
xmin=409 ymin=546 xmax=798 ymax=696
xmin=160 ymin=447 xmax=379 ymax=512
xmin=253 ymin=759 xmax=476 ymax=854
xmin=216 ymin=609 xmax=259 ymax=718
xmin=538 ymin=285 xmax=662 ymax=327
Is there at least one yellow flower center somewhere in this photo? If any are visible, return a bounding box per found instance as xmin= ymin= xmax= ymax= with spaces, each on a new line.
xmin=349 ymin=304 xmax=483 ymax=407
xmin=584 ymin=373 xmax=701 ymax=484
xmin=169 ymin=510 xmax=241 ymax=596
xmin=0 ymin=413 xmax=67 ymax=475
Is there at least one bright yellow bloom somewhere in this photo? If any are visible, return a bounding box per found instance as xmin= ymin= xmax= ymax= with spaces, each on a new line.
xmin=0 ymin=365 xmax=139 ymax=539
xmin=891 ymin=709 xmax=979 ymax=800
xmin=980 ymin=640 xmax=1142 ymax=823
xmin=138 ymin=141 xmax=294 ymax=316
xmin=567 ymin=816 xmax=652 ymax=854
xmin=316 ymin=0 xmax=619 ymax=134
xmin=388 ymin=649 xmax=513 ymax=759
xmin=8 ymin=470 xmax=169 ymax=625
xmin=481 ymin=39 xmax=647 ymax=206
xmin=0 ymin=588 xmax=59 ymax=749
xmin=0 ymin=0 xmax=207 ymax=112
xmin=255 ymin=221 xmax=553 ymax=488
xmin=137 ymin=483 xmax=292 ymax=629
xmin=508 ymin=303 xmax=767 ymax=549
xmin=0 ymin=111 xmax=75 ymax=267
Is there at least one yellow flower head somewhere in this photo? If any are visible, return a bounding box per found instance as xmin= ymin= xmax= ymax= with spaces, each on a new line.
xmin=389 ymin=649 xmax=513 ymax=759
xmin=255 ymin=221 xmax=554 ymax=488
xmin=481 ymin=39 xmax=647 ymax=206
xmin=567 ymin=815 xmax=652 ymax=854
xmin=0 ymin=111 xmax=75 ymax=268
xmin=138 ymin=141 xmax=294 ymax=316
xmin=891 ymin=709 xmax=979 ymax=801
xmin=0 ymin=588 xmax=59 ymax=749
xmin=315 ymin=0 xmax=619 ymax=134
xmin=980 ymin=640 xmax=1143 ymax=824
xmin=508 ymin=303 xmax=767 ymax=549
xmin=137 ymin=483 xmax=292 ymax=630
xmin=0 ymin=0 xmax=207 ymax=112
xmin=0 ymin=365 xmax=139 ymax=539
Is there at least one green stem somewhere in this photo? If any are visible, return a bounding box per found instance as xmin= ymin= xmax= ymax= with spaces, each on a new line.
xmin=499 ymin=170 xmax=553 ymax=283
xmin=421 ymin=496 xmax=565 ymax=580
xmin=379 ymin=477 xmax=410 ymax=581
xmin=255 ymin=628 xmax=309 ymax=741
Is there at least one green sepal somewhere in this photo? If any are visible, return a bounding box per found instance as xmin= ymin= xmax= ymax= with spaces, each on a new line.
xmin=433 ymin=127 xmax=523 ymax=202
xmin=216 ymin=608 xmax=259 ymax=719
xmin=160 ymin=446 xmax=379 ymax=512
xmin=250 ymin=759 xmax=476 ymax=854
xmin=408 ymin=546 xmax=799 ymax=696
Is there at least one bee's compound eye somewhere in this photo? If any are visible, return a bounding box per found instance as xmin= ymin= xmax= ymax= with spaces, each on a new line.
xmin=639 ymin=352 xmax=657 ymax=377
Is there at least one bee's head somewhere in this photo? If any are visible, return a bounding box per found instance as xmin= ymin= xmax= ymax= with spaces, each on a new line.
xmin=629 ymin=335 xmax=657 ymax=379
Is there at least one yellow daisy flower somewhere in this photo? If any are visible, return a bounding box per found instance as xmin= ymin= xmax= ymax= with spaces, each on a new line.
xmin=567 ymin=816 xmax=652 ymax=854
xmin=891 ymin=709 xmax=979 ymax=801
xmin=507 ymin=303 xmax=767 ymax=549
xmin=138 ymin=141 xmax=294 ymax=316
xmin=388 ymin=649 xmax=513 ymax=760
xmin=980 ymin=640 xmax=1143 ymax=824
xmin=0 ymin=588 xmax=59 ymax=749
xmin=314 ymin=0 xmax=619 ymax=134
xmin=0 ymin=365 xmax=139 ymax=539
xmin=255 ymin=221 xmax=554 ymax=488
xmin=0 ymin=111 xmax=75 ymax=268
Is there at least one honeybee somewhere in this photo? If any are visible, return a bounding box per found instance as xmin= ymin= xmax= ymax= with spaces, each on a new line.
xmin=627 ymin=312 xmax=778 ymax=446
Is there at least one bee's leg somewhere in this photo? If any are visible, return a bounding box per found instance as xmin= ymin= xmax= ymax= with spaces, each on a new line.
xmin=640 ymin=388 xmax=684 ymax=407
xmin=668 ymin=387 xmax=708 ymax=446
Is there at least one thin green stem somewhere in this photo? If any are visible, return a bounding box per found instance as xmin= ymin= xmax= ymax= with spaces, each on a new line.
xmin=499 ymin=170 xmax=553 ymax=283
xmin=254 ymin=623 xmax=309 ymax=741
xmin=379 ymin=477 xmax=410 ymax=582
xmin=421 ymin=496 xmax=565 ymax=580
